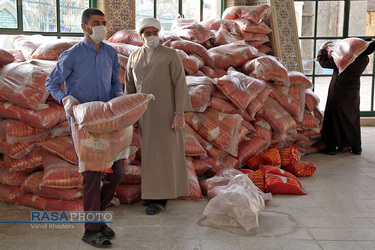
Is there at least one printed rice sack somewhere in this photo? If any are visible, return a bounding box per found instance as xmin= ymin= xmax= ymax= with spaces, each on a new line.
xmin=222 ymin=4 xmax=272 ymax=24
xmin=30 ymin=39 xmax=78 ymax=60
xmin=0 ymin=183 xmax=20 ymax=203
xmin=204 ymin=155 xmax=241 ymax=177
xmin=241 ymin=119 xmax=257 ymax=133
xmin=238 ymin=168 xmax=265 ymax=192
xmin=259 ymin=148 xmax=281 ymax=167
xmin=249 ymin=55 xmax=290 ymax=84
xmin=179 ymin=157 xmax=203 ymax=200
xmin=121 ymin=164 xmax=142 ymax=184
xmin=200 ymin=66 xmax=227 ymax=78
xmin=200 ymin=18 xmax=241 ymax=34
xmin=280 ymin=145 xmax=300 ymax=167
xmin=191 ymin=158 xmax=212 ymax=176
xmin=240 ymin=31 xmax=270 ymax=45
xmin=183 ymin=125 xmax=207 ymax=157
xmin=10 ymin=35 xmax=42 ymax=60
xmin=176 ymin=49 xmax=205 ymax=74
xmin=118 ymin=54 xmax=129 ymax=69
xmin=29 ymin=59 xmax=58 ymax=74
xmin=71 ymin=123 xmax=133 ymax=172
xmin=7 ymin=49 xmax=26 ymax=62
xmin=283 ymin=161 xmax=316 ymax=177
xmin=246 ymin=87 xmax=272 ymax=119
xmin=268 ymin=85 xmax=305 ymax=122
xmin=0 ymin=164 xmax=29 ymax=186
xmin=214 ymin=68 xmax=266 ymax=112
xmin=305 ymin=88 xmax=320 ymax=111
xmin=21 ymin=171 xmax=82 ymax=200
xmin=0 ymin=135 xmax=50 ymax=159
xmin=186 ymin=75 xmax=215 ymax=112
xmin=257 ymin=44 xmax=272 ymax=54
xmin=252 ymin=116 xmax=272 ymax=141
xmin=258 ymin=97 xmax=298 ymax=134
xmin=214 ymin=75 xmax=253 ymax=112
xmin=288 ymin=71 xmax=313 ymax=88
xmin=172 ymin=20 xmax=215 ymax=44
xmin=207 ymin=185 xmax=227 ymax=200
xmin=259 ymin=165 xmax=301 ymax=186
xmin=50 ymin=121 xmax=70 ymax=138
xmin=237 ymin=136 xmax=269 ymax=164
xmin=16 ymin=193 xmax=47 ymax=210
xmin=0 ymin=119 xmax=50 ymax=145
xmin=3 ymin=147 xmax=43 ymax=172
xmin=116 ymin=184 xmax=141 ymax=204
xmin=300 ymin=110 xmax=320 ymax=132
xmin=213 ymin=27 xmax=240 ymax=46
xmin=0 ymin=48 xmax=15 ymax=66
xmin=264 ymin=172 xmax=306 ymax=195
xmin=233 ymin=18 xmax=272 ymax=34
xmin=237 ymin=124 xmax=250 ymax=144
xmin=326 ymin=38 xmax=369 ymax=73
xmin=163 ymin=37 xmax=214 ymax=67
xmin=203 ymin=142 xmax=228 ymax=159
xmin=73 ymin=93 xmax=154 ymax=133
xmin=41 ymin=150 xmax=83 ymax=188
xmin=208 ymin=41 xmax=258 ymax=70
xmin=0 ymin=101 xmax=66 ymax=130
xmin=313 ymin=107 xmax=323 ymax=123
xmin=190 ymin=108 xmax=242 ymax=157
xmin=107 ymin=42 xmax=140 ymax=57
xmin=38 ymin=136 xmax=78 ymax=164
xmin=0 ymin=61 xmax=50 ymax=110
xmin=108 ymin=29 xmax=144 ymax=46
xmin=209 ymin=96 xmax=239 ymax=114
xmin=246 ymin=148 xmax=281 ymax=170
xmin=188 ymin=70 xmax=205 ymax=76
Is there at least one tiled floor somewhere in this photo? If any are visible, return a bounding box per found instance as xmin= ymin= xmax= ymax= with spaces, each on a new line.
xmin=1 ymin=126 xmax=375 ymax=250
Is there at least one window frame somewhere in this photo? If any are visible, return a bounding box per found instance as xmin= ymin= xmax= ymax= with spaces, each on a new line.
xmin=136 ymin=0 xmax=224 ymax=24
xmin=0 ymin=0 xmax=95 ymax=38
xmin=296 ymin=0 xmax=375 ymax=116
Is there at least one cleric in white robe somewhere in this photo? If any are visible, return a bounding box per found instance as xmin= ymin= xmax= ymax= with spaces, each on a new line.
xmin=125 ymin=17 xmax=193 ymax=214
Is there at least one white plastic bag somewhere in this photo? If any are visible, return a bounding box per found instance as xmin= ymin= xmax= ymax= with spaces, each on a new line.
xmin=203 ymin=174 xmax=265 ymax=231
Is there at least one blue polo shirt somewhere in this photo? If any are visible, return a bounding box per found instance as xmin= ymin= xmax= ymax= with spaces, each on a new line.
xmin=46 ymin=38 xmax=122 ymax=105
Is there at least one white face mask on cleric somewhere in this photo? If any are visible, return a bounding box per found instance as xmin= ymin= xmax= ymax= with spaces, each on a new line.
xmin=143 ymin=36 xmax=159 ymax=49
xmin=89 ymin=25 xmax=107 ymax=43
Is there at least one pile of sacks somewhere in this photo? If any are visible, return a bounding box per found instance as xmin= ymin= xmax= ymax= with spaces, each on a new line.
xmin=0 ymin=50 xmax=153 ymax=210
xmin=2 ymin=4 xmax=359 ymax=213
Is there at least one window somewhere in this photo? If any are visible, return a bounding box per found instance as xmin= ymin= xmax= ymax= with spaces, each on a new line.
xmin=295 ymin=0 xmax=375 ymax=116
xmin=136 ymin=0 xmax=222 ymax=31
xmin=0 ymin=0 xmax=91 ymax=36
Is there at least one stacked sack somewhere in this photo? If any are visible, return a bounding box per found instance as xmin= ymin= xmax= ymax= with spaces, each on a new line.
xmin=105 ymin=4 xmax=323 ymax=199
xmin=200 ymin=145 xmax=316 ymax=200
xmin=0 ymin=47 xmax=84 ymax=210
xmin=0 ymin=37 xmax=154 ymax=209
xmin=2 ymin=4 xmax=357 ymax=208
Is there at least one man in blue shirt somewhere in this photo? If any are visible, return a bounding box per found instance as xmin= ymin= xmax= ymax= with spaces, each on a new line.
xmin=46 ymin=8 xmax=123 ymax=248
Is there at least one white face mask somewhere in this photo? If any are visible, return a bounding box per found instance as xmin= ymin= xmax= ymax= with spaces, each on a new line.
xmin=143 ymin=36 xmax=159 ymax=49
xmin=89 ymin=25 xmax=107 ymax=43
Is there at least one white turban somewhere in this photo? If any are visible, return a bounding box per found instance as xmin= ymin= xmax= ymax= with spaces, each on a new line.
xmin=136 ymin=17 xmax=161 ymax=34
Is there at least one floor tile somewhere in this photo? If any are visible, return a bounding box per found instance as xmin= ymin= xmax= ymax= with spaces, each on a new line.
xmin=0 ymin=126 xmax=374 ymax=249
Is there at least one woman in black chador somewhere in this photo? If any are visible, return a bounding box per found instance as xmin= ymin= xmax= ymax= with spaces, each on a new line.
xmin=316 ymin=40 xmax=375 ymax=155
